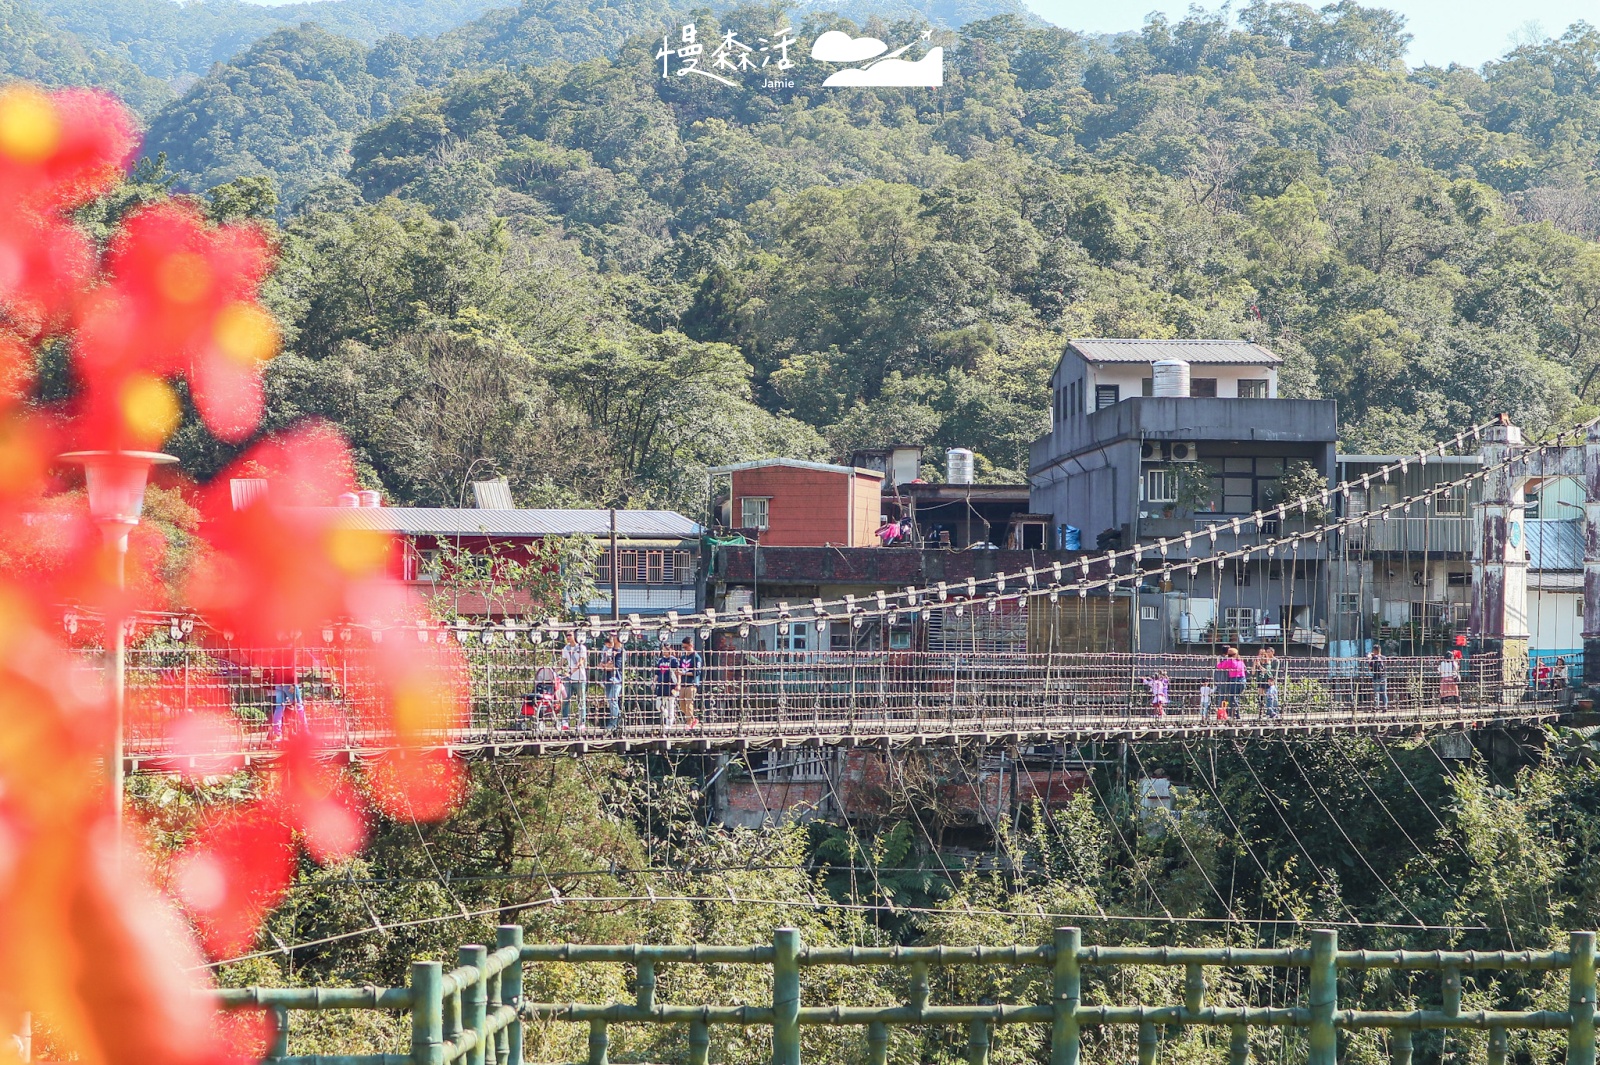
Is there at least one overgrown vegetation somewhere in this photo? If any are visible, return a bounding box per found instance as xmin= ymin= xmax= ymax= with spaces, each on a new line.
xmin=142 ymin=732 xmax=1600 ymax=1063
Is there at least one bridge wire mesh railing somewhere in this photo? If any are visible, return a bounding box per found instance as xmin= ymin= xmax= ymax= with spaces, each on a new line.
xmin=108 ymin=645 xmax=1566 ymax=755
xmin=212 ymin=925 xmax=1600 ymax=1065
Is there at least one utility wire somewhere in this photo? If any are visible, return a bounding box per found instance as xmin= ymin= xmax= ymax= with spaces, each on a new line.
xmin=1273 ymin=738 xmax=1427 ymax=927
xmin=197 ymin=889 xmax=1491 ymax=971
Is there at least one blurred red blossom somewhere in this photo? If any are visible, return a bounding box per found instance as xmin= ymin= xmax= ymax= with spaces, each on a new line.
xmin=0 ymin=83 xmax=469 ymax=1065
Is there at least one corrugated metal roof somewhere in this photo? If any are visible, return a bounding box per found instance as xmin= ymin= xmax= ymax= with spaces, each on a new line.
xmin=1338 ymin=455 xmax=1482 ymax=465
xmin=297 ymin=507 xmax=703 ymax=539
xmin=1526 ymin=519 xmax=1583 ymax=571
xmin=707 ymin=458 xmax=882 ymax=477
xmin=1067 ymin=338 xmax=1282 ymax=365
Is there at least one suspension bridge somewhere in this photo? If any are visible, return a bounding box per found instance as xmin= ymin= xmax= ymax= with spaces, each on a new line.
xmin=115 ymin=645 xmax=1573 ymax=769
xmin=85 ymin=417 xmax=1598 ymax=770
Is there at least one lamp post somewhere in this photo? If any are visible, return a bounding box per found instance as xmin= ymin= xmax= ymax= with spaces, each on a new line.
xmin=58 ymin=450 xmax=178 ymax=851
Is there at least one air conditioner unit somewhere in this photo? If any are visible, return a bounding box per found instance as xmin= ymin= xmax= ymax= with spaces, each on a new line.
xmin=1140 ymin=441 xmax=1166 ymax=462
xmin=1168 ymin=441 xmax=1199 ymax=462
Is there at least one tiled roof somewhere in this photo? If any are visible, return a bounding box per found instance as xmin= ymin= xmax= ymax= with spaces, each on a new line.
xmin=1067 ymin=338 xmax=1281 ymax=365
xmin=296 ymin=508 xmax=703 ymax=539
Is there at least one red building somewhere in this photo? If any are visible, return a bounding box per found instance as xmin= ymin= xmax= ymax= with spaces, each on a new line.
xmin=712 ymin=459 xmax=884 ymax=548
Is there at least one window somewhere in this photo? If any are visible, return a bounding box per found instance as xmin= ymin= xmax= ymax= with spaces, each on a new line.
xmin=1222 ymin=607 xmax=1256 ymax=634
xmin=1190 ymin=377 xmax=1218 ymax=397
xmin=1578 ymin=597 xmax=1585 ymax=617
xmin=646 ymin=550 xmax=664 ymax=584
xmin=1436 ymin=485 xmax=1467 ymax=516
xmin=1447 ymin=570 xmax=1472 ymax=586
xmin=741 ymin=497 xmax=770 ymax=529
xmin=1206 ymin=456 xmax=1285 ymax=514
xmin=1139 ymin=605 xmax=1159 ymax=621
xmin=597 ymin=551 xmax=611 ymax=585
xmin=1337 ymin=593 xmax=1361 ymax=614
xmin=617 ymin=550 xmax=639 ymax=582
xmin=1145 ymin=468 xmax=1175 ymax=503
xmin=1141 ymin=378 xmax=1153 ymax=397
xmin=1371 ymin=484 xmax=1399 ymax=509
xmin=676 ymin=551 xmax=693 ymax=584
xmin=1346 ymin=487 xmax=1367 ymax=517
xmin=1237 ymin=379 xmax=1269 ymax=399
xmin=1095 ymin=384 xmax=1120 ymax=410
xmin=661 ymin=550 xmax=676 ymax=583
xmin=415 ymin=549 xmax=442 ymax=581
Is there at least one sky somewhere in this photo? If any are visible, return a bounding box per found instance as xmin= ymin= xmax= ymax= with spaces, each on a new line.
xmin=1020 ymin=0 xmax=1597 ymax=68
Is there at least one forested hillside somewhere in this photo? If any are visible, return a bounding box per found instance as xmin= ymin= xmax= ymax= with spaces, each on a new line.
xmin=252 ymin=5 xmax=1600 ymax=507
xmin=9 ymin=0 xmax=1600 ymax=510
xmin=0 ymin=0 xmax=170 ymax=111
xmin=30 ymin=0 xmax=502 ymax=83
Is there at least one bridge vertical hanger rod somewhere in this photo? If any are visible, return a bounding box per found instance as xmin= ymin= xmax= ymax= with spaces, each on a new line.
xmin=1307 ymin=929 xmax=1338 ymax=1065
xmin=460 ymin=944 xmax=488 ymax=1065
xmin=1569 ymin=931 xmax=1596 ymax=1065
xmin=496 ymin=925 xmax=524 ymax=1065
xmin=1050 ymin=927 xmax=1081 ymax=1065
xmin=410 ymin=961 xmax=444 ymax=1065
xmin=1584 ymin=421 xmax=1600 ymax=686
xmin=771 ymin=927 xmax=801 ymax=1065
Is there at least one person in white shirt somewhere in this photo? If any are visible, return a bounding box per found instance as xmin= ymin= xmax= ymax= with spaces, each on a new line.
xmin=561 ymin=632 xmax=589 ymax=728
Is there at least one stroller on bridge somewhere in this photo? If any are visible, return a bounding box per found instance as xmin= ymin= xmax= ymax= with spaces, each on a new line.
xmin=520 ymin=666 xmax=567 ymax=730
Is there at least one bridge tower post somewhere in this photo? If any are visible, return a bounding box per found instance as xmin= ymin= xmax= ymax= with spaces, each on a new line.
xmin=1472 ymin=419 xmax=1530 ymax=699
xmin=1584 ymin=421 xmax=1600 ymax=686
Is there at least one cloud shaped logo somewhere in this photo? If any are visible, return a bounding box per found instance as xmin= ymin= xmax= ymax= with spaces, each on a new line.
xmin=811 ymin=30 xmax=888 ymax=63
xmin=822 ymin=47 xmax=944 ymax=87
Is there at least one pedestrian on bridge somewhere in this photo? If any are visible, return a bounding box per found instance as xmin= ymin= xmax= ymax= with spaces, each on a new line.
xmin=1253 ymin=647 xmax=1279 ymax=715
xmin=561 ymin=632 xmax=589 ymax=729
xmin=600 ymin=631 xmax=626 ymax=731
xmin=677 ymin=637 xmax=702 ymax=728
xmin=1438 ymin=650 xmax=1462 ymax=704
xmin=1142 ymin=672 xmax=1170 ymax=718
xmin=1367 ymin=647 xmax=1389 ymax=709
xmin=1216 ymin=647 xmax=1246 ymax=715
xmin=654 ymin=643 xmax=681 ymax=729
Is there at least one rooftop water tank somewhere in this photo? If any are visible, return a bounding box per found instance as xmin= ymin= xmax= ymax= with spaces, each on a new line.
xmin=337 ymin=492 xmax=361 ymax=507
xmin=357 ymin=490 xmax=382 ymax=508
xmin=1152 ymin=358 xmax=1191 ymax=398
xmin=947 ymin=448 xmax=975 ymax=485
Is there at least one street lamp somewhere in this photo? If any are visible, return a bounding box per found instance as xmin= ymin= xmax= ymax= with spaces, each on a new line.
xmin=58 ymin=450 xmax=178 ymax=851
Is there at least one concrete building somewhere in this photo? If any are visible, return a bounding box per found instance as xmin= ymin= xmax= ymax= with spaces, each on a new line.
xmin=712 ymin=459 xmax=883 ymax=548
xmin=1328 ymin=455 xmax=1481 ymax=657
xmin=1029 ymin=338 xmax=1339 ymax=653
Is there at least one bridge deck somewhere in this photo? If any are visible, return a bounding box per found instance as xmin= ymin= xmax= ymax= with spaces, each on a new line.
xmin=111 ymin=646 xmax=1570 ymax=769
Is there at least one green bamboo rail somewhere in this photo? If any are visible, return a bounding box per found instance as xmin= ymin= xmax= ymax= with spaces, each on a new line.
xmin=211 ymin=926 xmax=1600 ymax=1065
